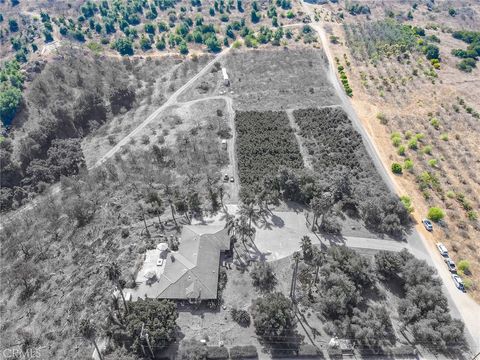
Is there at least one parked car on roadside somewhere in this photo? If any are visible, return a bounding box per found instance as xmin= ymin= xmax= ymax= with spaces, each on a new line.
xmin=436 ymin=243 xmax=448 ymax=257
xmin=422 ymin=219 xmax=433 ymax=231
xmin=223 ymin=174 xmax=229 ymax=182
xmin=445 ymin=258 xmax=457 ymax=273
xmin=452 ymin=274 xmax=465 ymax=292
xmin=230 ymin=176 xmax=235 ymax=182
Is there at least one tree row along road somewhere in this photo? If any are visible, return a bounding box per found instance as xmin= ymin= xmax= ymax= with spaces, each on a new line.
xmin=300 ymin=2 xmax=480 ymax=351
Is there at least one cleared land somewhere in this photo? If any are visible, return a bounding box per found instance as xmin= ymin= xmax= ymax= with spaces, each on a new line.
xmin=225 ymin=48 xmax=340 ymax=111
xmin=235 ymin=110 xmax=304 ymax=198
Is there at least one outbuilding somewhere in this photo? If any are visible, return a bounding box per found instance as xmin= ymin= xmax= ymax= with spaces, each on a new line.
xmin=221 ymin=67 xmax=230 ymax=86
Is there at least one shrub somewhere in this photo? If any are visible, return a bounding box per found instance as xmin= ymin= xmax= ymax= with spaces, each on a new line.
xmin=404 ymin=159 xmax=414 ymax=171
xmin=207 ymin=346 xmax=229 ymax=359
xmin=422 ymin=145 xmax=432 ymax=155
xmin=405 ymin=130 xmax=413 ymax=139
xmin=427 ymin=207 xmax=445 ymax=222
xmin=400 ymin=196 xmax=413 ymax=213
xmin=423 ymin=44 xmax=440 ymax=60
xmin=467 ymin=210 xmax=478 ymax=221
xmin=250 ymin=262 xmax=277 ymax=291
xmin=391 ymin=136 xmax=401 ymax=147
xmin=377 ymin=112 xmax=387 ymax=124
xmin=113 ymin=37 xmax=134 ymax=55
xmin=230 ymin=308 xmax=251 ymax=327
xmin=428 ymin=159 xmax=437 ymax=167
xmin=430 ymin=117 xmax=440 ymax=129
xmin=229 ymin=345 xmax=258 ymax=359
xmin=446 ymin=190 xmax=456 ymax=198
xmin=251 ymin=293 xmax=297 ymax=347
xmin=0 ymin=86 xmax=22 ymax=125
xmin=390 ymin=132 xmax=401 ymax=140
xmin=232 ymin=40 xmax=242 ymax=49
xmin=463 ymin=278 xmax=473 ymax=290
xmin=457 ymin=260 xmax=470 ymax=272
xmin=397 ymin=145 xmax=406 ymax=156
xmin=440 ymin=133 xmax=449 ymax=141
xmin=407 ymin=138 xmax=418 ymax=150
xmin=391 ymin=163 xmax=403 ymax=174
xmin=457 ymin=58 xmax=476 ymax=72
xmin=415 ymin=133 xmax=424 ymax=141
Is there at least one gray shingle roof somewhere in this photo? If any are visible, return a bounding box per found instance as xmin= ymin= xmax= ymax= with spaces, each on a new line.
xmin=156 ymin=226 xmax=230 ymax=300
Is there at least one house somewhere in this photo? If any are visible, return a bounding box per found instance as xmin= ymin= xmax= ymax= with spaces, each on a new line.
xmin=132 ymin=225 xmax=232 ymax=303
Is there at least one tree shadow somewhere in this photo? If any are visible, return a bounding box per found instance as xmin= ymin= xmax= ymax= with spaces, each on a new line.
xmin=283 ymin=200 xmax=308 ymax=213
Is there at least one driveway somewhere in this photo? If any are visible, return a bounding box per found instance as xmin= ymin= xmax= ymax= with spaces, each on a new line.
xmin=251 ymin=210 xmax=412 ymax=261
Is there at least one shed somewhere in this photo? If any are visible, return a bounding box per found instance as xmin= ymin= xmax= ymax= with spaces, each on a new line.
xmin=221 ymin=67 xmax=230 ymax=86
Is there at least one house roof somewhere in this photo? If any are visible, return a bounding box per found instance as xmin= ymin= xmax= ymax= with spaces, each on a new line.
xmin=156 ymin=225 xmax=230 ymax=300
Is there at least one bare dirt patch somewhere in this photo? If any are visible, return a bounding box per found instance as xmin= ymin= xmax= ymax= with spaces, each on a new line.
xmin=225 ymin=48 xmax=340 ymax=111
xmin=322 ymin=3 xmax=480 ymax=301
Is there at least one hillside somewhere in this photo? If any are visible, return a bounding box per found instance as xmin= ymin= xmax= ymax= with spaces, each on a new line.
xmin=0 ymin=0 xmax=479 ymax=359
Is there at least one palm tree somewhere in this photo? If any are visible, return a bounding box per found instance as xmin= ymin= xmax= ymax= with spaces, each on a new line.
xmin=79 ymin=319 xmax=103 ymax=360
xmin=146 ymin=191 xmax=164 ymax=228
xmin=239 ymin=202 xmax=261 ymax=230
xmin=106 ymin=262 xmax=128 ymax=315
xmin=136 ymin=202 xmax=150 ymax=238
xmin=290 ymin=251 xmax=301 ymax=300
xmin=300 ymin=235 xmax=314 ymax=263
xmin=236 ymin=216 xmax=253 ymax=249
xmin=163 ymin=183 xmax=178 ymax=228
xmin=310 ymin=247 xmax=324 ymax=294
xmin=310 ymin=192 xmax=333 ymax=231
xmin=224 ymin=214 xmax=237 ymax=235
xmin=167 ymin=197 xmax=178 ymax=228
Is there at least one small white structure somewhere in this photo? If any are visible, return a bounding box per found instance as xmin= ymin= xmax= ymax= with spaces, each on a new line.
xmin=221 ymin=139 xmax=227 ymax=150
xmin=157 ymin=243 xmax=169 ymax=252
xmin=221 ymin=67 xmax=230 ymax=86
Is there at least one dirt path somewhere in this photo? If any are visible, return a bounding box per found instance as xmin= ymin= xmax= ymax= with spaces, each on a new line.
xmin=176 ymin=95 xmax=239 ymax=204
xmin=286 ymin=109 xmax=313 ymax=171
xmin=0 ymin=47 xmax=232 ymax=228
xmin=93 ymin=47 xmax=232 ymax=168
xmin=301 ymin=2 xmax=480 ymax=351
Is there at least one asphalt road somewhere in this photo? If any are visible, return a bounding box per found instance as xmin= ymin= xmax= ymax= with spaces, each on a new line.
xmin=301 ymin=2 xmax=480 ymax=352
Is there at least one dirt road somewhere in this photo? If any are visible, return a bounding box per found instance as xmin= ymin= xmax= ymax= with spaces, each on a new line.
xmin=175 ymin=95 xmax=239 ymax=203
xmin=93 ymin=48 xmax=232 ymax=168
xmin=301 ymin=2 xmax=480 ymax=351
xmin=1 ymin=47 xmax=232 ymax=228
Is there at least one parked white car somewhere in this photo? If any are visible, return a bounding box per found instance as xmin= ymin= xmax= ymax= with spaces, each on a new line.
xmin=436 ymin=243 xmax=448 ymax=257
xmin=444 ymin=258 xmax=457 ymax=273
xmin=452 ymin=274 xmax=465 ymax=292
xmin=422 ymin=219 xmax=433 ymax=231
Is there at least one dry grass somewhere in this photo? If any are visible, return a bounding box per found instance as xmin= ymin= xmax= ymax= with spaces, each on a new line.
xmin=321 ymin=0 xmax=480 ymax=301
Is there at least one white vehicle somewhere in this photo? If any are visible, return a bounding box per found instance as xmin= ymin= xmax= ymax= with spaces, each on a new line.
xmin=436 ymin=243 xmax=448 ymax=257
xmin=452 ymin=274 xmax=465 ymax=292
xmin=444 ymin=258 xmax=457 ymax=273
